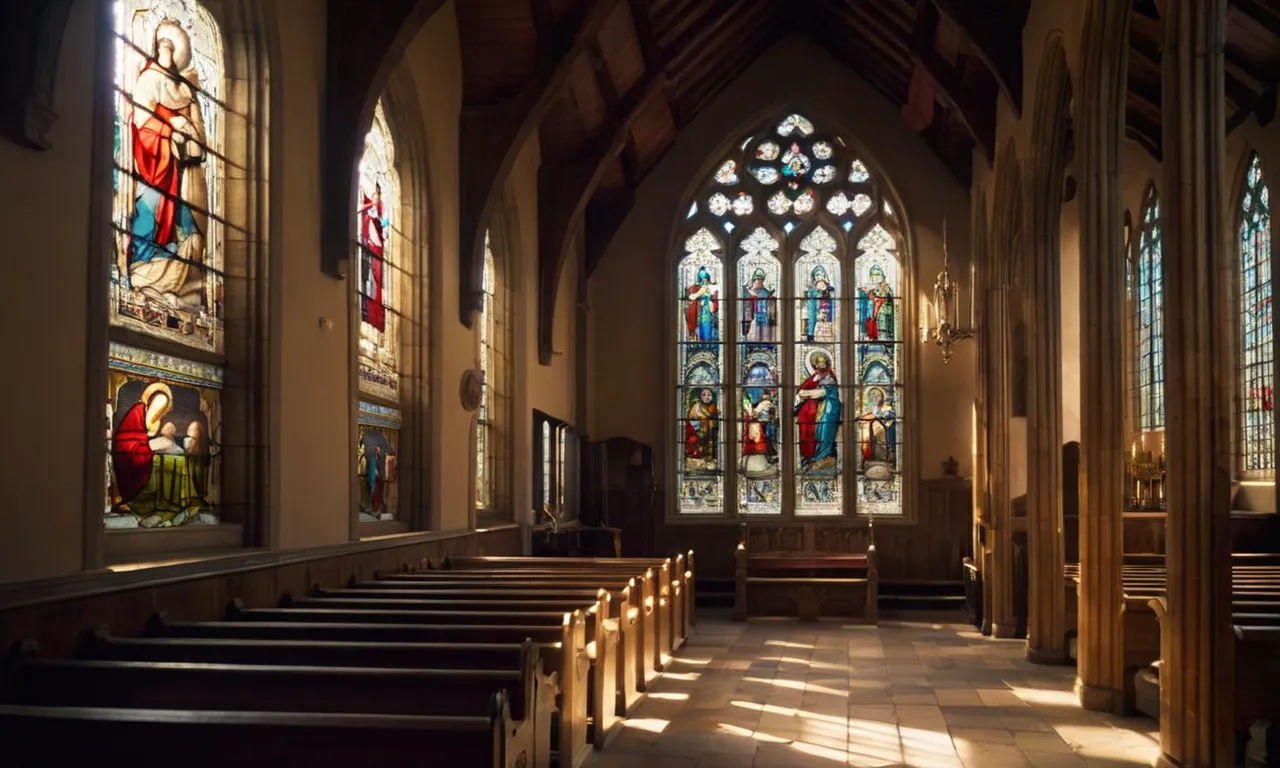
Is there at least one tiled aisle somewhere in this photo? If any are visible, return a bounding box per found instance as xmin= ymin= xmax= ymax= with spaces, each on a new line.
xmin=588 ymin=616 xmax=1161 ymax=768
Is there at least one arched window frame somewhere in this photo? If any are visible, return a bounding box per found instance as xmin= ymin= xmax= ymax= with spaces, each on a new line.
xmin=98 ymin=0 xmax=271 ymax=565
xmin=1135 ymin=183 xmax=1164 ymax=435
xmin=1237 ymin=150 xmax=1274 ymax=478
xmin=670 ymin=111 xmax=916 ymax=520
xmin=477 ymin=225 xmax=512 ymax=516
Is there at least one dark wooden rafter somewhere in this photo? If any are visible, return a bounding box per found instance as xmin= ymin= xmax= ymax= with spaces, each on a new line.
xmin=537 ymin=66 xmax=666 ymax=362
xmin=666 ymin=0 xmax=779 ymax=97
xmin=673 ymin=6 xmax=787 ymax=124
xmin=321 ymin=0 xmax=445 ymax=277
xmin=1232 ymin=0 xmax=1280 ymax=37
xmin=915 ymin=50 xmax=996 ymax=162
xmin=458 ymin=0 xmax=623 ymax=326
xmin=0 ymin=0 xmax=73 ymax=150
xmin=930 ymin=0 xmax=1025 ymax=117
xmin=902 ymin=0 xmax=939 ymax=132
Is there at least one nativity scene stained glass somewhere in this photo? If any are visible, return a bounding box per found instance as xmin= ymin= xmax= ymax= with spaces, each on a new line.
xmin=675 ymin=112 xmax=907 ymax=516
xmin=1240 ymin=152 xmax=1274 ymax=472
xmin=111 ymin=0 xmax=225 ymax=354
xmin=105 ymin=343 xmax=222 ymax=528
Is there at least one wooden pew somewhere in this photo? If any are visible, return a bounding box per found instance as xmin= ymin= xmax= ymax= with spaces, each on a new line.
xmin=364 ymin=571 xmax=660 ymax=694
xmin=0 ymin=703 xmax=517 ymax=768
xmin=224 ymin=599 xmax=618 ymax=754
xmin=734 ymin=524 xmax=878 ymax=623
xmin=3 ymin=646 xmax=536 ymax=768
xmin=441 ymin=553 xmax=694 ymax=647
xmin=84 ymin=630 xmax=559 ymax=768
xmin=148 ymin=611 xmax=593 ymax=768
xmin=429 ymin=557 xmax=685 ymax=655
xmin=315 ymin=582 xmax=644 ymax=715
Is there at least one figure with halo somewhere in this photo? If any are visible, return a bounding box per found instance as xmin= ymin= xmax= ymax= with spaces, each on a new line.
xmin=795 ymin=351 xmax=841 ymax=472
xmin=124 ymin=18 xmax=210 ymax=309
xmin=110 ymin=381 xmax=210 ymax=526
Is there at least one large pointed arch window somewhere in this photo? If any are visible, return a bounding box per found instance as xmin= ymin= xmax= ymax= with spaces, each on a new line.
xmin=355 ymin=101 xmax=402 ymax=521
xmin=477 ymin=230 xmax=511 ymax=512
xmin=106 ymin=1 xmax=227 ymax=530
xmin=675 ymin=112 xmax=907 ymax=516
xmin=1136 ymin=183 xmax=1164 ymax=433
xmin=1240 ymin=152 xmax=1274 ymax=473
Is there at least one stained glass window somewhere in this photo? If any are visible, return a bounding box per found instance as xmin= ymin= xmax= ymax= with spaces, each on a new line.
xmin=107 ymin=1 xmax=226 ymax=529
xmin=558 ymin=426 xmax=567 ymax=511
xmin=356 ymin=101 xmax=401 ymax=402
xmin=542 ymin=420 xmax=552 ymax=511
xmin=111 ymin=0 xmax=225 ymax=353
xmin=675 ymin=113 xmax=906 ymax=516
xmin=358 ymin=401 xmax=400 ymax=521
xmin=1136 ymin=184 xmax=1164 ymax=432
xmin=1240 ymin=152 xmax=1274 ymax=472
xmin=476 ymin=230 xmax=508 ymax=510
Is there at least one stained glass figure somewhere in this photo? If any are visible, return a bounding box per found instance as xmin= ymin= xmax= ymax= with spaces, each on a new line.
xmin=781 ymin=143 xmax=811 ymax=178
xmin=708 ymin=192 xmax=731 ymax=216
xmin=849 ymin=159 xmax=871 ymax=183
xmin=1136 ymin=184 xmax=1164 ymax=432
xmin=678 ymin=229 xmax=725 ymax=513
xmin=826 ymin=192 xmax=851 ymax=216
xmin=358 ymin=401 xmax=400 ymax=521
xmin=105 ymin=342 xmax=222 ymax=528
xmin=776 ymin=113 xmax=815 ymax=137
xmin=752 ymin=166 xmax=781 ymax=185
xmin=675 ymin=111 xmax=907 ymax=516
xmin=715 ymin=159 xmax=738 ymax=185
xmin=356 ymin=101 xmax=401 ymax=401
xmin=854 ymin=225 xmax=903 ymax=514
xmin=111 ymin=0 xmax=225 ymax=353
xmin=542 ymin=421 xmax=552 ymax=510
xmin=852 ymin=193 xmax=873 ymax=216
xmin=1240 ymin=152 xmax=1274 ymax=472
xmin=756 ymin=142 xmax=781 ymax=161
xmin=767 ymin=191 xmax=791 ymax=215
xmin=793 ymin=189 xmax=817 ymax=215
xmin=735 ymin=228 xmax=782 ymax=513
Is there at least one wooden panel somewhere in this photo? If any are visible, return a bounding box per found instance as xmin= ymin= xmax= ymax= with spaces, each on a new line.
xmin=598 ymin=2 xmax=646 ymax=95
xmin=0 ymin=528 xmax=521 ymax=659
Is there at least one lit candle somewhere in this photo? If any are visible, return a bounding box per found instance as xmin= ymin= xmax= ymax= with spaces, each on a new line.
xmin=1132 ymin=441 xmax=1137 ymax=460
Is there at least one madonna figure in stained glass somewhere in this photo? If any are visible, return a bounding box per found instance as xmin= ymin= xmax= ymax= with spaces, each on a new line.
xmin=110 ymin=381 xmax=211 ymax=527
xmin=741 ymin=268 xmax=776 ymax=341
xmin=858 ymin=264 xmax=894 ymax=341
xmin=796 ymin=351 xmax=840 ymax=473
xmin=684 ymin=388 xmax=719 ymax=470
xmin=803 ymin=265 xmax=835 ymax=342
xmin=686 ymin=266 xmax=720 ymax=341
xmin=125 ymin=20 xmax=209 ymax=309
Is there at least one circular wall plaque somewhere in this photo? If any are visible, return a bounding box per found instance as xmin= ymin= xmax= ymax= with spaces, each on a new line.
xmin=460 ymin=368 xmax=483 ymax=412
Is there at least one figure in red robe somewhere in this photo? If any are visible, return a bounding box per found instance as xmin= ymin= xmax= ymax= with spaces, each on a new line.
xmin=111 ymin=383 xmax=173 ymax=507
xmin=359 ymin=183 xmax=387 ymax=331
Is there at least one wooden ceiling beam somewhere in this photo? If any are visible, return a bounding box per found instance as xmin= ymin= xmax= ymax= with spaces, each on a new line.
xmin=584 ymin=187 xmax=637 ymax=276
xmin=668 ymin=0 xmax=779 ymax=96
xmin=930 ymin=0 xmax=1025 ymax=117
xmin=1232 ymin=0 xmax=1280 ymax=38
xmin=822 ymin=1 xmax=913 ymax=70
xmin=657 ymin=0 xmax=739 ymax=66
xmin=902 ymin=0 xmax=939 ymax=132
xmin=628 ymin=0 xmax=660 ymax=69
xmin=1125 ymin=105 xmax=1161 ymax=160
xmin=665 ymin=0 xmax=764 ymax=77
xmin=458 ymin=0 xmax=621 ymax=325
xmin=674 ymin=13 xmax=786 ymax=125
xmin=537 ymin=72 xmax=666 ymax=362
xmin=916 ymin=46 xmax=995 ymax=163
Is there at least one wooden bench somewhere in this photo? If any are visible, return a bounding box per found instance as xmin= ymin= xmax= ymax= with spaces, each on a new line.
xmin=147 ymin=610 xmax=592 ymax=768
xmin=0 ymin=704 xmax=517 ymax=767
xmin=3 ymin=647 xmax=537 ymax=768
xmin=362 ymin=571 xmax=659 ymax=690
xmin=734 ymin=523 xmax=878 ymax=623
xmin=225 ymin=599 xmax=616 ymax=756
xmin=83 ymin=629 xmax=559 ymax=767
xmin=320 ymin=582 xmax=645 ymax=714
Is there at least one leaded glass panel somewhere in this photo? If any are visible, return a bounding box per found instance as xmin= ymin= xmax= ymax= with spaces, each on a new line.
xmin=1240 ymin=152 xmax=1274 ymax=472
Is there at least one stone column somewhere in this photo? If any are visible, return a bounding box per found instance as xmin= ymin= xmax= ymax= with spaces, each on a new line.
xmin=1024 ymin=38 xmax=1070 ymax=663
xmin=1158 ymin=0 xmax=1235 ymax=763
xmin=1074 ymin=0 xmax=1131 ymax=714
xmin=987 ymin=283 xmax=1017 ymax=637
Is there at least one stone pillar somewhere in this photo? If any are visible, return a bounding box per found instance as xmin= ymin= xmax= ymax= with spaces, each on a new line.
xmin=1024 ymin=37 xmax=1070 ymax=664
xmin=1158 ymin=0 xmax=1235 ymax=763
xmin=987 ymin=283 xmax=1017 ymax=638
xmin=1074 ymin=0 xmax=1131 ymax=714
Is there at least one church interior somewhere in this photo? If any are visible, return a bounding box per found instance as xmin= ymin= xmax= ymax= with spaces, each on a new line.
xmin=0 ymin=0 xmax=1278 ymax=765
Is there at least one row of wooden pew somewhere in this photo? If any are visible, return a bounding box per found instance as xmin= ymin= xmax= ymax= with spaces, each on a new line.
xmin=0 ymin=553 xmax=695 ymax=768
xmin=1062 ymin=553 xmax=1280 ymax=747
